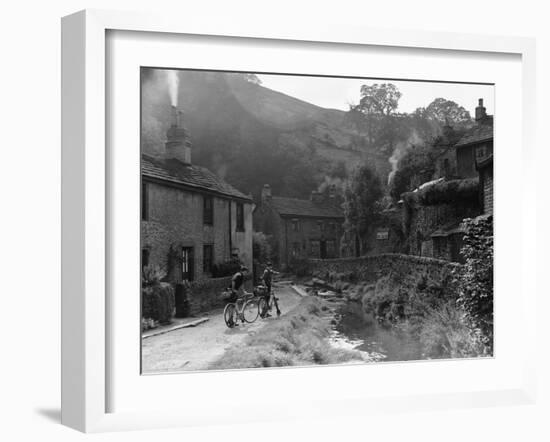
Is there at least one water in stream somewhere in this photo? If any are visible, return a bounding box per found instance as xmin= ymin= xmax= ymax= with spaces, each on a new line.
xmin=332 ymin=301 xmax=424 ymax=362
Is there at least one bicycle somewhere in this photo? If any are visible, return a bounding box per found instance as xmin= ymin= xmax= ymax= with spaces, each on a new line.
xmin=257 ymin=285 xmax=281 ymax=319
xmin=223 ymin=290 xmax=260 ymax=328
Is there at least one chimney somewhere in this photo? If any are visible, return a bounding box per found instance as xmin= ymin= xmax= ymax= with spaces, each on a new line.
xmin=328 ymin=184 xmax=337 ymax=200
xmin=261 ymin=184 xmax=272 ymax=203
xmin=165 ymin=106 xmax=192 ymax=164
xmin=311 ymin=190 xmax=324 ymax=204
xmin=475 ymin=98 xmax=487 ymax=122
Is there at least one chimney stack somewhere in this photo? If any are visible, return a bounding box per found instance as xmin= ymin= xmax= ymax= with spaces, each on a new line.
xmin=475 ymin=98 xmax=487 ymax=122
xmin=328 ymin=184 xmax=337 ymax=200
xmin=261 ymin=184 xmax=272 ymax=203
xmin=165 ymin=106 xmax=192 ymax=164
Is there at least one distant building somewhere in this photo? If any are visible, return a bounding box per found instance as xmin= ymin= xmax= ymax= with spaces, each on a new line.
xmin=454 ymin=99 xmax=494 ymax=178
xmin=253 ymin=184 xmax=344 ymax=269
xmin=402 ymin=99 xmax=493 ymax=263
xmin=141 ymin=107 xmax=254 ymax=284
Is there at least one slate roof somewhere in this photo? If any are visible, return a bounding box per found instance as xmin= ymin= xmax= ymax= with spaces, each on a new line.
xmin=455 ymin=117 xmax=494 ymax=148
xmin=142 ymin=154 xmax=252 ymax=201
xmin=430 ymin=220 xmax=465 ymax=238
xmin=267 ymin=196 xmax=344 ymax=219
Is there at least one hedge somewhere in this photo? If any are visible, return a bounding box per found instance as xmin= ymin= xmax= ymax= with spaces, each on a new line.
xmin=142 ymin=282 xmax=175 ymax=324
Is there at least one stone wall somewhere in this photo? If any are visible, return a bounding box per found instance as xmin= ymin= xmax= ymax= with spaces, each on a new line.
xmin=307 ymin=254 xmax=460 ymax=292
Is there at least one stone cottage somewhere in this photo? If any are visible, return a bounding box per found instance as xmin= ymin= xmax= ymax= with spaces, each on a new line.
xmin=253 ymin=184 xmax=344 ymax=269
xmin=403 ymin=99 xmax=493 ymax=262
xmin=141 ymin=107 xmax=254 ymax=293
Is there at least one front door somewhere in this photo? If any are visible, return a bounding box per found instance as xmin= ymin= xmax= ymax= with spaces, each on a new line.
xmin=181 ymin=247 xmax=194 ymax=282
xmin=320 ymin=240 xmax=327 ymax=259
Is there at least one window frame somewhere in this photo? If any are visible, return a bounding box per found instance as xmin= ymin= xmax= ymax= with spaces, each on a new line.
xmin=203 ymin=195 xmax=214 ymax=226
xmin=141 ymin=182 xmax=148 ymax=221
xmin=236 ymin=202 xmax=245 ymax=232
xmin=202 ymin=244 xmax=214 ymax=275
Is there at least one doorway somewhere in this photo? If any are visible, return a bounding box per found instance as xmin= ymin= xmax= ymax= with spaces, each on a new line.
xmin=320 ymin=240 xmax=327 ymax=259
xmin=181 ymin=247 xmax=194 ymax=282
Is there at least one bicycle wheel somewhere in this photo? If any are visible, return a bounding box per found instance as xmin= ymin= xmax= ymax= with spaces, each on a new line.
xmin=242 ymin=298 xmax=259 ymax=323
xmin=224 ymin=303 xmax=237 ymax=328
xmin=258 ymin=297 xmax=269 ymax=318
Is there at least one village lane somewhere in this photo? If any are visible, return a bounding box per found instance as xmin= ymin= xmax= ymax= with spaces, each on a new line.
xmin=142 ymin=283 xmax=302 ymax=373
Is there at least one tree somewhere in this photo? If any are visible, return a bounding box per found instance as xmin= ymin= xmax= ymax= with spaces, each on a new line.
xmin=389 ymin=143 xmax=435 ymax=200
xmin=344 ymin=164 xmax=384 ymax=238
xmin=357 ymin=83 xmax=402 ymax=116
xmin=348 ymin=83 xmax=402 ymax=150
xmin=416 ymin=98 xmax=472 ymax=127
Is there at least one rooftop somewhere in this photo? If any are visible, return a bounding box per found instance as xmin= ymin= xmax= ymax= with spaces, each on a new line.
xmin=142 ymin=154 xmax=252 ymax=201
xmin=455 ymin=116 xmax=494 ymax=148
xmin=266 ymin=196 xmax=344 ymax=219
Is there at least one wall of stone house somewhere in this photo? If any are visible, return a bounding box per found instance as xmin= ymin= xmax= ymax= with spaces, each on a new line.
xmin=434 ymin=149 xmax=458 ymax=179
xmin=280 ymin=216 xmax=343 ymax=267
xmin=141 ymin=182 xmax=234 ymax=282
xmin=405 ymin=200 xmax=481 ymax=257
xmin=307 ymin=254 xmax=460 ymax=295
xmin=186 ymin=274 xmax=253 ymax=314
xmin=253 ymin=203 xmax=284 ymax=266
xmin=456 ymin=146 xmax=477 ymax=178
xmin=230 ymin=201 xmax=254 ymax=271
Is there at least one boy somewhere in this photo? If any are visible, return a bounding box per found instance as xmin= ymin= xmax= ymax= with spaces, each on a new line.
xmin=261 ymin=262 xmax=281 ymax=317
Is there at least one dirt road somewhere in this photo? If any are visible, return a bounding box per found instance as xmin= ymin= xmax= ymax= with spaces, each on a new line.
xmin=141 ymin=284 xmax=302 ymax=373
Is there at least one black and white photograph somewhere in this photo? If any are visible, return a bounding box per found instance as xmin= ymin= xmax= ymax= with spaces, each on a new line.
xmin=140 ymin=68 xmax=494 ymax=374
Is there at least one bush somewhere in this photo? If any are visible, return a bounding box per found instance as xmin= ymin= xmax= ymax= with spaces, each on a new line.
xmin=211 ymin=258 xmax=241 ymax=278
xmin=454 ymin=215 xmax=493 ymax=352
xmin=141 ymin=265 xmax=166 ymax=287
xmin=417 ymin=301 xmax=488 ymax=359
xmin=142 ymin=282 xmax=175 ymax=324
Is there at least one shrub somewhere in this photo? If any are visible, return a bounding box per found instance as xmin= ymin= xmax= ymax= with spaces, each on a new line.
xmin=418 ymin=301 xmax=488 ymax=359
xmin=253 ymin=231 xmax=272 ymax=264
xmin=454 ymin=215 xmax=493 ymax=351
xmin=211 ymin=258 xmax=241 ymax=278
xmin=141 ymin=265 xmax=166 ymax=287
xmin=142 ymin=282 xmax=175 ymax=324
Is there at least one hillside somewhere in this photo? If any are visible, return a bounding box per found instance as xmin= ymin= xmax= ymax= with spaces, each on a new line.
xmin=141 ymin=70 xmax=391 ymax=199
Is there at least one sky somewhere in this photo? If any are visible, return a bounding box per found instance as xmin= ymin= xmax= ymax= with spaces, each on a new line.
xmin=257 ymin=73 xmax=494 ymax=116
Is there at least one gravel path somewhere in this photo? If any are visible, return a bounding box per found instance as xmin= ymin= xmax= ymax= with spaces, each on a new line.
xmin=141 ymin=284 xmax=302 ymax=373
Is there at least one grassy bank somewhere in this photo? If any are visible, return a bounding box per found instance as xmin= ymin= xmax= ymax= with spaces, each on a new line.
xmin=209 ymin=296 xmax=364 ymax=370
xmin=359 ymin=274 xmax=491 ymax=359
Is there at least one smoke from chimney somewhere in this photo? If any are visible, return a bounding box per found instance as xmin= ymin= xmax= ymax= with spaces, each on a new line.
xmin=387 ymin=130 xmax=423 ymax=186
xmin=166 ymin=70 xmax=179 ymax=107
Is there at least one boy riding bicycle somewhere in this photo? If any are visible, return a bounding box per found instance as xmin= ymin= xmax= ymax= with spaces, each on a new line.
xmin=227 ymin=265 xmax=251 ymax=325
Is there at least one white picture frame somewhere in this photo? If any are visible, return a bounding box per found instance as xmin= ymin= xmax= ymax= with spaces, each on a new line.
xmin=61 ymin=9 xmax=537 ymax=433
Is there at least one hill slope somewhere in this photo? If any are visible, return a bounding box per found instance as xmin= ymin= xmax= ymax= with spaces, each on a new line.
xmin=141 ymin=70 xmax=390 ymax=199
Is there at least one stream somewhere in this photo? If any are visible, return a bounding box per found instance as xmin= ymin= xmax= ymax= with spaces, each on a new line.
xmin=331 ymin=301 xmax=424 ymax=362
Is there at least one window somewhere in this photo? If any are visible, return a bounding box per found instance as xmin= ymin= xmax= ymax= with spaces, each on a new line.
xmin=203 ymin=244 xmax=214 ymax=275
xmin=310 ymin=240 xmax=320 ymax=258
xmin=141 ymin=182 xmax=148 ymax=220
xmin=236 ymin=203 xmax=245 ymax=231
xmin=141 ymin=248 xmax=150 ymax=269
xmin=291 ymin=219 xmax=300 ymax=231
xmin=318 ymin=221 xmax=325 ymax=232
xmin=292 ymin=242 xmax=300 ymax=258
xmin=203 ymin=196 xmax=213 ymax=225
